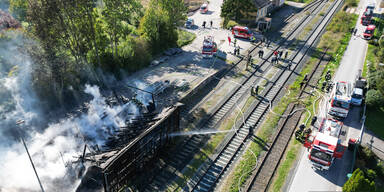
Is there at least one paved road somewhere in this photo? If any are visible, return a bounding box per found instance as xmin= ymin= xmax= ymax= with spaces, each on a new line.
xmin=287 ymin=0 xmax=376 ymax=191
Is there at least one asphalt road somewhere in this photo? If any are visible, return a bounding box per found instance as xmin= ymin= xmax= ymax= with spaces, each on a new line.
xmin=287 ymin=0 xmax=374 ymax=191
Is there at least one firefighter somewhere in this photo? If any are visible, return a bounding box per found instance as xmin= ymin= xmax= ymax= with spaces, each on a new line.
xmin=247 ymin=55 xmax=253 ymax=68
xmin=273 ymin=50 xmax=278 ymax=57
xmin=271 ymin=56 xmax=275 ymax=64
xmin=287 ymin=60 xmax=292 ymax=69
xmin=325 ymin=70 xmax=331 ymax=81
xmin=300 ymin=81 xmax=305 ymax=89
xmin=258 ymin=49 xmax=263 ymax=58
xmin=255 ymin=85 xmax=259 ymax=95
xmin=321 ymin=81 xmax=327 ymax=90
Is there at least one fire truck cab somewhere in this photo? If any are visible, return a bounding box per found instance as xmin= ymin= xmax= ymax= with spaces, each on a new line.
xmin=363 ymin=25 xmax=376 ymax=40
xmin=328 ymin=81 xmax=352 ymax=118
xmin=304 ymin=118 xmax=346 ymax=170
xmin=232 ymin=26 xmax=253 ymax=39
xmin=202 ymin=36 xmax=217 ymax=58
xmin=361 ymin=9 xmax=373 ymax=25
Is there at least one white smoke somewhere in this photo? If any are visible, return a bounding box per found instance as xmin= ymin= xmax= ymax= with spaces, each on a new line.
xmin=0 ymin=33 xmax=141 ymax=191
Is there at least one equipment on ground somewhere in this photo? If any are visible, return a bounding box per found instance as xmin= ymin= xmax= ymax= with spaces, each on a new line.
xmin=303 ymin=118 xmax=347 ymax=170
xmin=202 ymin=36 xmax=217 ymax=58
xmin=295 ymin=124 xmax=312 ymax=143
xmin=328 ymin=81 xmax=352 ymax=118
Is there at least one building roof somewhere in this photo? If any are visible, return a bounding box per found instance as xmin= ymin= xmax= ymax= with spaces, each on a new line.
xmin=253 ymin=0 xmax=271 ymax=9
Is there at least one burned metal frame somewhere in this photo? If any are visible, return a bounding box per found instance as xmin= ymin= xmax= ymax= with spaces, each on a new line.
xmin=102 ymin=104 xmax=181 ymax=192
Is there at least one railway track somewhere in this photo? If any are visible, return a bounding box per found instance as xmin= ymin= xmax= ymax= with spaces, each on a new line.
xmin=244 ymin=48 xmax=330 ymax=192
xmin=188 ymin=0 xmax=343 ymax=191
xmin=143 ymin=1 xmax=328 ymax=191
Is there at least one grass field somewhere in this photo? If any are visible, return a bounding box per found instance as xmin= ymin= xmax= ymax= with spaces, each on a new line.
xmin=366 ymin=107 xmax=384 ymax=140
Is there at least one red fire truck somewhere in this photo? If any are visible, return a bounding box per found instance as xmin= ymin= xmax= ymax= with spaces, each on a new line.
xmin=361 ymin=9 xmax=373 ymax=25
xmin=304 ymin=118 xmax=347 ymax=170
xmin=202 ymin=36 xmax=217 ymax=57
xmin=328 ymin=81 xmax=352 ymax=118
xmin=232 ymin=26 xmax=253 ymax=39
xmin=363 ymin=25 xmax=376 ymax=40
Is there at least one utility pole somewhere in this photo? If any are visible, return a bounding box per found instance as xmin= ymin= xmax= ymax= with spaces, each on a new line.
xmin=16 ymin=120 xmax=45 ymax=192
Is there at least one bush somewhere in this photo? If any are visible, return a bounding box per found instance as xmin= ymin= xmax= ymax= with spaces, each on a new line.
xmin=366 ymin=89 xmax=384 ymax=108
xmin=343 ymin=168 xmax=376 ymax=192
xmin=177 ymin=29 xmax=196 ymax=47
xmin=366 ymin=169 xmax=378 ymax=181
xmin=226 ymin=20 xmax=239 ymax=29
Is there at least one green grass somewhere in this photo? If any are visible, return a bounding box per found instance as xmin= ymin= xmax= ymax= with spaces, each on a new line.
xmin=366 ymin=107 xmax=384 ymax=140
xmin=271 ymin=139 xmax=301 ymax=192
xmin=177 ymin=29 xmax=196 ymax=47
xmin=363 ymin=44 xmax=376 ymax=78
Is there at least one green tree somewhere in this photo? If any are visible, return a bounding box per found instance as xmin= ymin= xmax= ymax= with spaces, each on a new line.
xmin=139 ymin=0 xmax=178 ymax=53
xmin=9 ymin=0 xmax=28 ymax=21
xmin=158 ymin=0 xmax=187 ymax=26
xmin=221 ymin=0 xmax=256 ymax=22
xmin=366 ymin=89 xmax=384 ymax=108
xmin=343 ymin=168 xmax=376 ymax=192
xmin=101 ymin=0 xmax=142 ymax=59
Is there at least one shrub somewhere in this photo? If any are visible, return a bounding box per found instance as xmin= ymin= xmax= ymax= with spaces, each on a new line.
xmin=366 ymin=169 xmax=378 ymax=181
xmin=343 ymin=168 xmax=376 ymax=192
xmin=226 ymin=20 xmax=239 ymax=29
xmin=366 ymin=90 xmax=384 ymax=108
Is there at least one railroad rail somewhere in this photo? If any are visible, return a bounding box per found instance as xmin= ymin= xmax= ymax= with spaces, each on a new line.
xmin=244 ymin=48 xmax=331 ymax=192
xmin=188 ymin=0 xmax=342 ymax=191
xmin=144 ymin=1 xmax=327 ymax=191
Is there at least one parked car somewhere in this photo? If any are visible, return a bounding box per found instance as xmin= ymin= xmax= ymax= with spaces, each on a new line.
xmin=351 ymin=88 xmax=364 ymax=106
xmin=366 ymin=3 xmax=375 ymax=12
xmin=185 ymin=18 xmax=194 ymax=28
xmin=200 ymin=3 xmax=208 ymax=14
xmin=351 ymin=78 xmax=367 ymax=106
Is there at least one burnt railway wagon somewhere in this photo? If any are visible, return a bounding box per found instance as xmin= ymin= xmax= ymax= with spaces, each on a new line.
xmin=100 ymin=104 xmax=181 ymax=191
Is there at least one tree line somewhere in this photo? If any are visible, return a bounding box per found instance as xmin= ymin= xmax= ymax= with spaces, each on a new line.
xmin=7 ymin=0 xmax=186 ymax=106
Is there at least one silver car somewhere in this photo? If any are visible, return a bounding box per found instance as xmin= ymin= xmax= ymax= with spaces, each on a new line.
xmin=185 ymin=18 xmax=194 ymax=29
